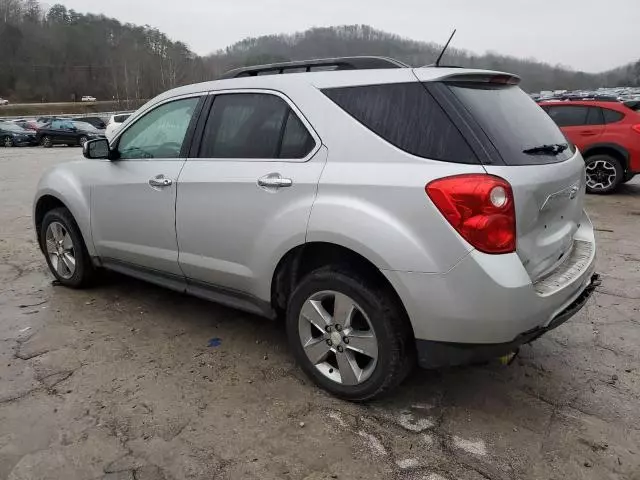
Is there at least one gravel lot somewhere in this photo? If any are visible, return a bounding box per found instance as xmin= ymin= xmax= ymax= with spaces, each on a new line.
xmin=1 ymin=147 xmax=639 ymax=480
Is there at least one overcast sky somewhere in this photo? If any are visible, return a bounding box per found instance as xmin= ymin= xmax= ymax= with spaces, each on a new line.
xmin=57 ymin=0 xmax=638 ymax=72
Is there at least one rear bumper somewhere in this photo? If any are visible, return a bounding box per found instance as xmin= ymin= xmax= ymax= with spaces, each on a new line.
xmin=415 ymin=273 xmax=600 ymax=368
xmin=383 ymin=209 xmax=596 ymax=350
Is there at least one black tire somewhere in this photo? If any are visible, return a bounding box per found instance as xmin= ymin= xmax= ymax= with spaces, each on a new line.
xmin=40 ymin=207 xmax=94 ymax=288
xmin=41 ymin=135 xmax=52 ymax=148
xmin=3 ymin=136 xmax=13 ymax=147
xmin=286 ymin=266 xmax=414 ymax=401
xmin=622 ymin=172 xmax=635 ymax=184
xmin=585 ymin=155 xmax=623 ymax=194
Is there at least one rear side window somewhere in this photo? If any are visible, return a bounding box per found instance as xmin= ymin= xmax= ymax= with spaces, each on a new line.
xmin=114 ymin=114 xmax=130 ymax=123
xmin=451 ymin=85 xmax=572 ymax=165
xmin=323 ymin=83 xmax=477 ymax=164
xmin=603 ymin=108 xmax=625 ymax=124
xmin=199 ymin=93 xmax=315 ymax=159
xmin=545 ymin=105 xmax=591 ymax=127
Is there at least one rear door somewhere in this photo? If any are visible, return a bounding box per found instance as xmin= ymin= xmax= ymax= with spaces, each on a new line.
xmin=445 ymin=82 xmax=587 ymax=281
xmin=542 ymin=104 xmax=604 ymax=150
xmin=176 ymin=90 xmax=325 ymax=301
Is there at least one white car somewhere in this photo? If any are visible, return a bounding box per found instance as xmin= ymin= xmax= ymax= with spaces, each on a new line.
xmin=105 ymin=113 xmax=131 ymax=140
xmin=81 ymin=96 xmax=97 ymax=102
xmin=0 ymin=98 xmax=9 ymax=106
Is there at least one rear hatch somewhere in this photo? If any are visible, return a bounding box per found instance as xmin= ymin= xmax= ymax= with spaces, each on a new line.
xmin=441 ymin=77 xmax=586 ymax=281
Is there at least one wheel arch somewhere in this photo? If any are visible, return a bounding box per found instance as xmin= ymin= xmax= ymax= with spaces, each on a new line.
xmin=582 ymin=143 xmax=629 ymax=172
xmin=270 ymin=241 xmax=415 ymax=339
xmin=34 ymin=183 xmax=94 ymax=257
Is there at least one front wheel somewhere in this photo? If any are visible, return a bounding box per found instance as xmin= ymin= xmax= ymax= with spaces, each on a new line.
xmin=286 ymin=267 xmax=414 ymax=401
xmin=3 ymin=136 xmax=13 ymax=147
xmin=79 ymin=136 xmax=88 ymax=147
xmin=41 ymin=136 xmax=52 ymax=148
xmin=585 ymin=155 xmax=623 ymax=194
xmin=40 ymin=207 xmax=94 ymax=288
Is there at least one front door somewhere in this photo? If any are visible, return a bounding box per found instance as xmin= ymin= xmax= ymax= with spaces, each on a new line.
xmin=176 ymin=91 xmax=325 ymax=301
xmin=91 ymin=95 xmax=202 ymax=276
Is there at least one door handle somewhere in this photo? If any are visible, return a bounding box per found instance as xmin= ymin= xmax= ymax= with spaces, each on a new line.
xmin=148 ymin=175 xmax=173 ymax=188
xmin=257 ymin=173 xmax=293 ymax=190
xmin=580 ymin=131 xmax=597 ymax=136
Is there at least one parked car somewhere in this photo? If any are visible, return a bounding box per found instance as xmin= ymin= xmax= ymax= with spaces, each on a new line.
xmin=36 ymin=118 xmax=105 ymax=147
xmin=539 ymin=98 xmax=640 ymax=193
xmin=34 ymin=57 xmax=599 ymax=400
xmin=0 ymin=121 xmax=38 ymax=147
xmin=105 ymin=114 xmax=131 ymax=140
xmin=0 ymin=98 xmax=9 ymax=106
xmin=81 ymin=96 xmax=97 ymax=102
xmin=13 ymin=119 xmax=39 ymax=131
xmin=72 ymin=116 xmax=107 ymax=130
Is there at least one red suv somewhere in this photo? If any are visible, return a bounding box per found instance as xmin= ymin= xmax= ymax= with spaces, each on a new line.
xmin=538 ymin=98 xmax=640 ymax=193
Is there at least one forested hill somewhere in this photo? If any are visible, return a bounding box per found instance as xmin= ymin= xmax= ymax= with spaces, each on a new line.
xmin=207 ymin=25 xmax=640 ymax=92
xmin=1 ymin=0 xmax=639 ymax=103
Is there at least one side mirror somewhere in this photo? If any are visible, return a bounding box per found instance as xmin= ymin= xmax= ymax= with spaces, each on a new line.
xmin=83 ymin=138 xmax=111 ymax=160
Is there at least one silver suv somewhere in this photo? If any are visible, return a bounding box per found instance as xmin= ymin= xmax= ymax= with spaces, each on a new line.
xmin=34 ymin=57 xmax=599 ymax=400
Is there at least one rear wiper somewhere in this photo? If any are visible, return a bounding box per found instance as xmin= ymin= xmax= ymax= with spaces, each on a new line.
xmin=523 ymin=143 xmax=568 ymax=155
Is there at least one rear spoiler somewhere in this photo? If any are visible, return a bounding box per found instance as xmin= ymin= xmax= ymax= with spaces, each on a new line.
xmin=439 ymin=73 xmax=521 ymax=86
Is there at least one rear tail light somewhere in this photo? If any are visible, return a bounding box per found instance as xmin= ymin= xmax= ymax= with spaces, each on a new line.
xmin=632 ymin=124 xmax=640 ymax=135
xmin=426 ymin=174 xmax=516 ymax=254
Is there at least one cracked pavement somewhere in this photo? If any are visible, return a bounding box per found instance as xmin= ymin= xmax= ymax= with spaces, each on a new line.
xmin=1 ymin=148 xmax=639 ymax=480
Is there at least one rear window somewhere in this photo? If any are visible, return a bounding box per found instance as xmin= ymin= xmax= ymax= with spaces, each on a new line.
xmin=323 ymin=83 xmax=477 ymax=164
xmin=451 ymin=85 xmax=573 ymax=165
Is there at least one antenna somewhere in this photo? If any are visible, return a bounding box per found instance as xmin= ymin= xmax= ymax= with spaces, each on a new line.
xmin=434 ymin=29 xmax=457 ymax=67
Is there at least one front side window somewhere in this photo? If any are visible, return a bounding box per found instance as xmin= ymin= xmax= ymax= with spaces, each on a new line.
xmin=199 ymin=93 xmax=315 ymax=159
xmin=117 ymin=97 xmax=199 ymax=160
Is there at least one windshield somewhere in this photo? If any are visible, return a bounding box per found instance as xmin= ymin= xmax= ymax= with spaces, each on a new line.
xmin=0 ymin=122 xmax=28 ymax=133
xmin=450 ymin=84 xmax=573 ymax=165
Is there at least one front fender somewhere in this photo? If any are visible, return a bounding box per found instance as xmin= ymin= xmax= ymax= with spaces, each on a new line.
xmin=34 ymin=162 xmax=95 ymax=256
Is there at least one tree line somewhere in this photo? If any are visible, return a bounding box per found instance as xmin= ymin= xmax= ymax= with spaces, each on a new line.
xmin=1 ymin=1 xmax=638 ymax=103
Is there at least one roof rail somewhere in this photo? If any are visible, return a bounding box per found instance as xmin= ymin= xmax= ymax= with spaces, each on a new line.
xmin=220 ymin=56 xmax=410 ymax=79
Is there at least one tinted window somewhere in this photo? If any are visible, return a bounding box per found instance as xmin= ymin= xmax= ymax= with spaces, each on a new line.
xmin=545 ymin=106 xmax=589 ymax=127
xmin=323 ymin=83 xmax=477 ymax=164
xmin=280 ymin=111 xmax=316 ymax=158
xmin=451 ymin=85 xmax=572 ymax=165
xmin=114 ymin=114 xmax=130 ymax=123
xmin=118 ymin=97 xmax=199 ymax=160
xmin=200 ymin=93 xmax=314 ymax=159
xmin=603 ymin=108 xmax=625 ymax=124
xmin=585 ymin=107 xmax=604 ymax=125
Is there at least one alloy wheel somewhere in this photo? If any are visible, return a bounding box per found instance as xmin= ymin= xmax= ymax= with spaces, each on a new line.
xmin=4 ymin=136 xmax=13 ymax=147
xmin=79 ymin=136 xmax=88 ymax=146
xmin=45 ymin=221 xmax=76 ymax=279
xmin=298 ymin=290 xmax=378 ymax=386
xmin=586 ymin=159 xmax=617 ymax=191
xmin=42 ymin=136 xmax=51 ymax=147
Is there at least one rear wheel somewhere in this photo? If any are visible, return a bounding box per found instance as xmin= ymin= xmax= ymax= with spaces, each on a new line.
xmin=41 ymin=136 xmax=52 ymax=148
xmin=40 ymin=207 xmax=94 ymax=288
xmin=585 ymin=155 xmax=623 ymax=194
xmin=3 ymin=136 xmax=13 ymax=147
xmin=79 ymin=135 xmax=88 ymax=147
xmin=286 ymin=267 xmax=414 ymax=401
